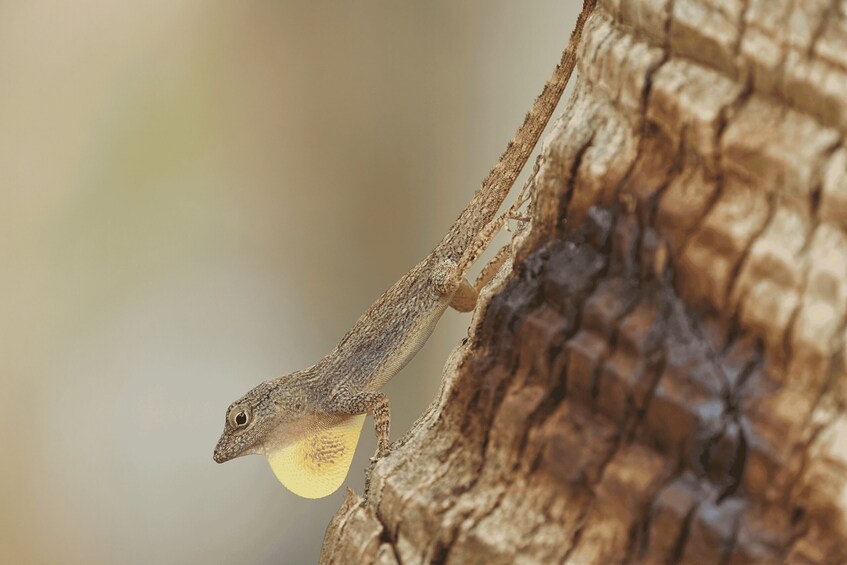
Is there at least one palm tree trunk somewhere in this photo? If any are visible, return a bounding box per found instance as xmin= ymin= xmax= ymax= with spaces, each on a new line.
xmin=322 ymin=1 xmax=847 ymax=562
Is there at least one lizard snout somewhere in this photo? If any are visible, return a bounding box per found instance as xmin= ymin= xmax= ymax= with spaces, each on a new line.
xmin=213 ymin=436 xmax=234 ymax=464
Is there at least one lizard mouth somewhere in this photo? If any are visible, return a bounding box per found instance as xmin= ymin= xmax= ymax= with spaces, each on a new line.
xmin=213 ymin=436 xmax=235 ymax=464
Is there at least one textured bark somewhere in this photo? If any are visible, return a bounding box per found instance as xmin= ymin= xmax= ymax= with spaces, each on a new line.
xmin=321 ymin=1 xmax=847 ymax=563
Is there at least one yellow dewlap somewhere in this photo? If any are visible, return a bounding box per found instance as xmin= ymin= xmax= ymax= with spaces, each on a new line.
xmin=267 ymin=415 xmax=366 ymax=499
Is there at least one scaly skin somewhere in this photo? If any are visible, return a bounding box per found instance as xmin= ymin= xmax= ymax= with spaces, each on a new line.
xmin=213 ymin=0 xmax=597 ymax=499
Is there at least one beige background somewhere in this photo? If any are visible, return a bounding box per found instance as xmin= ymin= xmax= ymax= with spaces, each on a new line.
xmin=0 ymin=1 xmax=578 ymax=563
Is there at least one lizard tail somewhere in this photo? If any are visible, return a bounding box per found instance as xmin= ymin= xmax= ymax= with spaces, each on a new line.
xmin=434 ymin=0 xmax=596 ymax=271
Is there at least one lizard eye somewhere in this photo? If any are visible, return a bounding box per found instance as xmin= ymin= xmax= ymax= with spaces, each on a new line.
xmin=229 ymin=406 xmax=251 ymax=429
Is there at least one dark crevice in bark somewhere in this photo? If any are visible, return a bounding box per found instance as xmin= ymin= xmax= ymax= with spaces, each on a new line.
xmin=560 ymin=132 xmax=597 ymax=230
xmin=723 ymin=501 xmax=745 ymax=565
xmin=668 ymin=501 xmax=699 ymax=565
xmin=716 ymin=425 xmax=746 ymax=503
xmin=722 ymin=195 xmax=775 ymax=319
xmin=559 ymin=499 xmax=593 ymax=565
xmin=378 ymin=528 xmax=403 ymax=565
xmin=732 ymin=0 xmax=752 ymax=72
xmin=429 ymin=546 xmax=447 ymax=565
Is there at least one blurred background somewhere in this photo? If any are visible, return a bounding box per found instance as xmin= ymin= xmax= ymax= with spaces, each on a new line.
xmin=0 ymin=1 xmax=578 ymax=563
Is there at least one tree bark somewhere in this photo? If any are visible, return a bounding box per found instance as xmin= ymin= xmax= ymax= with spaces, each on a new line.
xmin=321 ymin=1 xmax=847 ymax=563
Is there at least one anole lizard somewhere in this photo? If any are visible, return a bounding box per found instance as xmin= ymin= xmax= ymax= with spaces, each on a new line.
xmin=214 ymin=0 xmax=596 ymax=499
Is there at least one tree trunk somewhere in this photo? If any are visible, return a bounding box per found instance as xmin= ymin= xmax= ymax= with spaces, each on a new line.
xmin=321 ymin=1 xmax=847 ymax=563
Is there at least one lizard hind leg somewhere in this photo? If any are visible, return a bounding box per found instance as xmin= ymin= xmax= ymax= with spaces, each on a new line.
xmin=449 ymin=279 xmax=478 ymax=312
xmin=432 ymin=257 xmax=479 ymax=313
xmin=473 ymin=243 xmax=511 ymax=292
xmin=448 ymin=243 xmax=512 ymax=313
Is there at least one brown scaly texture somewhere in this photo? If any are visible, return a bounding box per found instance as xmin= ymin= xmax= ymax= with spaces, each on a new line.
xmin=321 ymin=1 xmax=847 ymax=563
xmin=214 ymin=0 xmax=597 ymax=473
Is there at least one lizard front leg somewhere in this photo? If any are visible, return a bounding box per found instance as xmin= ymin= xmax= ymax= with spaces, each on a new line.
xmin=332 ymin=391 xmax=391 ymax=459
xmin=431 ymin=258 xmax=482 ymax=313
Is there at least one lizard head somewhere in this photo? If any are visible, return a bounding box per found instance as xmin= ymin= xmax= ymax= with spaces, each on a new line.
xmin=213 ymin=375 xmax=309 ymax=464
xmin=213 ymin=370 xmax=368 ymax=499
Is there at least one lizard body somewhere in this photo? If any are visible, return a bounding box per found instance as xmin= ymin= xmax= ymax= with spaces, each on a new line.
xmin=214 ymin=0 xmax=596 ymax=499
